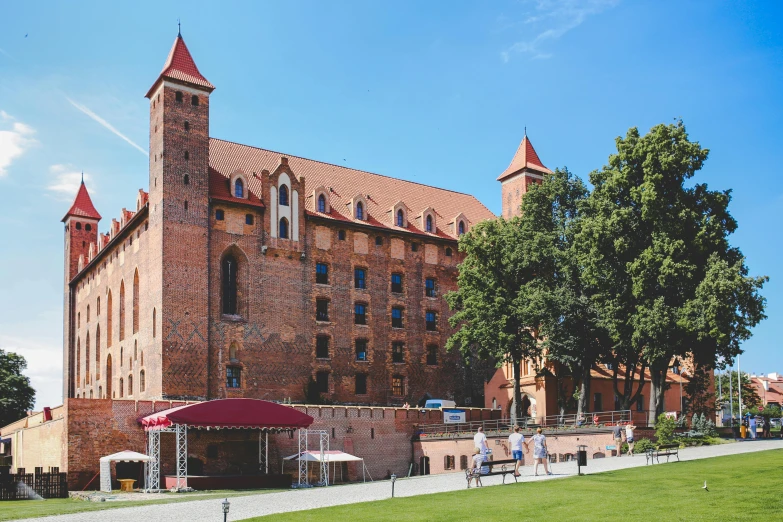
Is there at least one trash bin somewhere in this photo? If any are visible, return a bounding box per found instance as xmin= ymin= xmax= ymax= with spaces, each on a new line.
xmin=577 ymin=450 xmax=587 ymax=466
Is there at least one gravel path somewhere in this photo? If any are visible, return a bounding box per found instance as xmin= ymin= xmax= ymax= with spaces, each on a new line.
xmin=21 ymin=439 xmax=783 ymax=522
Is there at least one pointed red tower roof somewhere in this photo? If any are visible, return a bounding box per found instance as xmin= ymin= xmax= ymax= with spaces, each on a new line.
xmin=497 ymin=135 xmax=553 ymax=181
xmin=62 ymin=181 xmax=102 ymax=222
xmin=146 ymin=33 xmax=215 ymax=98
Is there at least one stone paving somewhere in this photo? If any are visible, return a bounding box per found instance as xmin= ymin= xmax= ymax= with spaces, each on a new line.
xmin=21 ymin=439 xmax=783 ymax=522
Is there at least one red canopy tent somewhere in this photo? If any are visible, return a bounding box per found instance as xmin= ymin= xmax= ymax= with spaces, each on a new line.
xmin=138 ymin=399 xmax=313 ymax=491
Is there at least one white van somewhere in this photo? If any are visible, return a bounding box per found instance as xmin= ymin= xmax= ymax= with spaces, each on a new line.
xmin=424 ymin=399 xmax=456 ymax=409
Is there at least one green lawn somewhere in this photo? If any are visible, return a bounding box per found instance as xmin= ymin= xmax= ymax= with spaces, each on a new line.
xmin=249 ymin=449 xmax=783 ymax=522
xmin=0 ymin=489 xmax=272 ymax=521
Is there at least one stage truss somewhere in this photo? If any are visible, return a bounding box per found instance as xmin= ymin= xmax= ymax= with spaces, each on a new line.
xmin=296 ymin=428 xmax=330 ymax=487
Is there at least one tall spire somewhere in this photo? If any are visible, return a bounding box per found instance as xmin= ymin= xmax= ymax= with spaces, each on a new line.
xmin=62 ymin=180 xmax=101 ymax=222
xmin=497 ymin=134 xmax=552 ymax=181
xmin=145 ymin=33 xmax=215 ymax=98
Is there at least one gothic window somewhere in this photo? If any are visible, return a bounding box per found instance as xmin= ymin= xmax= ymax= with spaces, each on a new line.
xmin=235 ymin=178 xmax=244 ymax=198
xmin=354 ymin=303 xmax=367 ymax=325
xmin=128 ymin=374 xmax=133 ymax=396
xmin=396 ymin=209 xmax=404 ymax=227
xmin=315 ymin=263 xmax=329 ymax=285
xmin=140 ymin=370 xmax=145 ymax=393
xmin=78 ymin=312 xmax=80 ymax=329
xmin=316 ymin=371 xmax=329 ymax=393
xmin=426 ymin=311 xmax=438 ymax=331
xmin=175 ymin=91 xmax=183 ymax=103
xmin=392 ymin=307 xmax=404 ymax=328
xmin=391 ymin=375 xmax=404 ymax=396
xmin=316 ymin=299 xmax=329 ymax=322
xmin=354 ymin=268 xmax=366 ymax=289
xmin=392 ymin=342 xmax=404 ymax=363
xmin=445 ymin=247 xmax=452 ymax=257
xmin=76 ymin=338 xmax=81 ymax=386
xmin=458 ymin=221 xmax=466 ymax=235
xmin=356 ymin=201 xmax=364 ymax=220
xmin=226 ymin=367 xmax=241 ymax=388
xmin=107 ymin=290 xmax=113 ymax=347
xmin=355 ymin=339 xmax=368 ymax=361
xmin=316 ymin=336 xmax=330 ymax=359
xmin=317 ymin=194 xmax=326 ymax=213
xmin=279 ymin=217 xmax=289 ymax=239
xmin=119 ymin=378 xmax=124 ymax=398
xmin=355 ymin=374 xmax=367 ymax=395
xmin=425 ymin=278 xmax=436 ymax=297
xmin=279 ymin=185 xmax=289 ymax=206
xmin=391 ymin=273 xmax=403 ymax=293
xmin=132 ymin=269 xmax=139 ymax=334
xmin=95 ymin=325 xmax=101 ymax=379
xmin=222 ymin=255 xmax=238 ymax=315
xmin=426 ymin=215 xmax=433 ymax=232
xmin=97 ymin=296 xmax=100 ymax=316
xmin=87 ymin=305 xmax=90 ymax=322
xmin=229 ymin=342 xmax=238 ymax=362
xmin=119 ymin=281 xmax=125 ymax=341
xmin=427 ymin=345 xmax=438 ymax=365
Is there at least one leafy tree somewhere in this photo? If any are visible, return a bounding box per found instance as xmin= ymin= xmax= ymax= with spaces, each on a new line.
xmin=445 ymin=215 xmax=550 ymax=422
xmin=716 ymin=371 xmax=762 ymax=414
xmin=578 ymin=121 xmax=767 ymax=424
xmin=0 ymin=349 xmax=35 ymax=427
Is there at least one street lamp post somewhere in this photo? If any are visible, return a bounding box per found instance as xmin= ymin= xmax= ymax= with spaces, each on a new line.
xmin=222 ymin=498 xmax=230 ymax=522
xmin=390 ymin=474 xmax=397 ymax=498
xmin=672 ymin=359 xmax=683 ymax=417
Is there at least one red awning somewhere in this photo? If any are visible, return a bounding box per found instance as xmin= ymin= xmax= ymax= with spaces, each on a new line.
xmin=140 ymin=399 xmax=314 ymax=431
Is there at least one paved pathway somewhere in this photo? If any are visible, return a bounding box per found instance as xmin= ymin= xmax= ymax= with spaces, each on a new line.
xmin=23 ymin=439 xmax=783 ymax=522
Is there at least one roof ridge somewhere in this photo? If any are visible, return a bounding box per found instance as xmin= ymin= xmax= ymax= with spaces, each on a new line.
xmin=210 ymin=137 xmax=496 ymax=216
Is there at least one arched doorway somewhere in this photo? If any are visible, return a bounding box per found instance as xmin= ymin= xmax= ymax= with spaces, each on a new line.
xmin=106 ymin=354 xmax=113 ymax=398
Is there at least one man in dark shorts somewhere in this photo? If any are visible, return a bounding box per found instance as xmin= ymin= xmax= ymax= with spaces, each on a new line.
xmin=612 ymin=423 xmax=623 ymax=457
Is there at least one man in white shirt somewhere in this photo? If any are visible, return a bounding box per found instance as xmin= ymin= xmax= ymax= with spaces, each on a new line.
xmin=474 ymin=426 xmax=489 ymax=455
xmin=508 ymin=425 xmax=528 ymax=476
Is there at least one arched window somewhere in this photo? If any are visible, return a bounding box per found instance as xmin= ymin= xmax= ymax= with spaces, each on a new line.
xmin=128 ymin=375 xmax=133 ymax=396
xmin=140 ymin=370 xmax=145 ymax=393
xmin=396 ymin=209 xmax=404 ymax=227
xmin=87 ymin=305 xmax=90 ymax=322
xmin=132 ymin=269 xmax=139 ymax=334
xmin=85 ymin=332 xmax=90 ymax=382
xmin=90 ymin=389 xmax=93 ymax=399
xmin=76 ymin=338 xmax=81 ymax=386
xmin=317 ymin=194 xmax=326 ymax=213
xmin=235 ymin=178 xmax=244 ymax=198
xmin=222 ymin=255 xmax=238 ymax=315
xmin=119 ymin=281 xmax=125 ymax=341
xmin=279 ymin=185 xmax=289 ymax=206
xmin=98 ymin=386 xmax=102 ymax=398
xmin=134 ymin=340 xmax=137 ymax=361
xmin=229 ymin=343 xmax=238 ymax=362
xmin=279 ymin=218 xmax=289 ymax=239
xmin=120 ymin=346 xmax=123 ymax=367
xmin=106 ymin=354 xmax=112 ymax=398
xmin=152 ymin=308 xmax=156 ymax=338
xmin=426 ymin=215 xmax=433 ymax=232
xmin=96 ymin=296 xmax=100 ymax=316
xmin=119 ymin=378 xmax=124 ymax=398
xmin=458 ymin=221 xmax=465 ymax=235
xmin=95 ymin=325 xmax=101 ymax=379
xmin=445 ymin=247 xmax=453 ymax=257
xmin=356 ymin=202 xmax=364 ymax=220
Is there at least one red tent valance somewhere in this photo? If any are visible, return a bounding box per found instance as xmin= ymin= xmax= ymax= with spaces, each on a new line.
xmin=140 ymin=398 xmax=314 ymax=431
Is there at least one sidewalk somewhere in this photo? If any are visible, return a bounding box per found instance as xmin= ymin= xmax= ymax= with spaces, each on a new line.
xmin=21 ymin=439 xmax=783 ymax=522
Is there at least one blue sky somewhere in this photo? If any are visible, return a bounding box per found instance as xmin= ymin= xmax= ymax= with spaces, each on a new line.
xmin=1 ymin=1 xmax=781 ymax=409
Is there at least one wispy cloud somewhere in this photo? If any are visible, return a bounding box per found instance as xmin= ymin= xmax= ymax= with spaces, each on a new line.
xmin=66 ymin=97 xmax=148 ymax=156
xmin=47 ymin=164 xmax=94 ymax=200
xmin=501 ymin=0 xmax=619 ymax=62
xmin=0 ymin=110 xmax=38 ymax=177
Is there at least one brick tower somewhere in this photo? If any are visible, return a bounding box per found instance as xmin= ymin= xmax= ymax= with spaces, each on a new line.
xmin=62 ymin=180 xmax=101 ymax=398
xmin=497 ymin=133 xmax=552 ymax=218
xmin=145 ymin=32 xmax=215 ymax=399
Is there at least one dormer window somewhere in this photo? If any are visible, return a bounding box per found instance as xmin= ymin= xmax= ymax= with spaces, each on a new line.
xmin=356 ymin=201 xmax=364 ymax=220
xmin=458 ymin=221 xmax=465 ymax=235
xmin=318 ymin=194 xmax=326 ymax=213
xmin=279 ymin=185 xmax=289 ymax=206
xmin=235 ymin=178 xmax=244 ymax=198
xmin=426 ymin=215 xmax=433 ymax=232
xmin=396 ymin=209 xmax=404 ymax=227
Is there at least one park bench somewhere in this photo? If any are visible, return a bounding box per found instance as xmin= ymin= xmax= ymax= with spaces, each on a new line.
xmin=645 ymin=443 xmax=680 ymax=465
xmin=465 ymin=459 xmax=519 ymax=488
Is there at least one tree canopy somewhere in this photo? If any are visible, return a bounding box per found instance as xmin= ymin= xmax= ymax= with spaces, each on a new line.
xmin=0 ymin=348 xmax=35 ymax=427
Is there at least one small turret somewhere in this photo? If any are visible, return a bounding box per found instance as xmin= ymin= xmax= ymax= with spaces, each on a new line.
xmin=498 ymin=133 xmax=552 ymax=218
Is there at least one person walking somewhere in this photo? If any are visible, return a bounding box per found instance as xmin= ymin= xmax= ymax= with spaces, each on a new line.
xmin=508 ymin=425 xmax=528 ymax=477
xmin=474 ymin=426 xmax=489 ymax=455
xmin=749 ymin=415 xmax=757 ymax=440
xmin=625 ymin=423 xmax=637 ymax=456
xmin=762 ymin=416 xmax=771 ymax=439
xmin=531 ymin=428 xmax=552 ymax=476
xmin=612 ymin=423 xmax=623 ymax=457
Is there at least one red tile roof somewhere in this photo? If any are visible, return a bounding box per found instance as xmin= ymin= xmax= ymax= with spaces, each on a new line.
xmin=208 ymin=168 xmax=265 ymax=208
xmin=146 ymin=34 xmax=214 ymax=98
xmin=497 ymin=135 xmax=552 ymax=181
xmin=209 ymin=138 xmax=496 ymax=239
xmin=62 ymin=181 xmax=101 ymax=222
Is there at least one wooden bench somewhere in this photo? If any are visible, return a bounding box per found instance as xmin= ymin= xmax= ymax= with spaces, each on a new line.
xmin=465 ymin=458 xmax=520 ymax=488
xmin=645 ymin=443 xmax=680 ymax=465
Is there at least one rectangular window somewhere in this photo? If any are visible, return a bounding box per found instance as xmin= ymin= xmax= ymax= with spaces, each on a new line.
xmin=355 ymin=374 xmax=367 ymax=395
xmin=425 ymin=278 xmax=436 ymax=297
xmin=226 ymin=366 xmax=241 ymax=388
xmin=593 ymin=392 xmax=602 ymax=412
xmin=355 ymin=339 xmax=368 ymax=361
xmin=215 ymin=209 xmax=224 ymax=220
xmin=245 ymin=214 xmax=254 ymax=225
xmin=426 ymin=345 xmax=438 ymax=365
xmin=316 ymin=299 xmax=329 ymax=322
xmin=354 ymin=303 xmax=367 ymax=325
xmin=391 ymin=273 xmax=403 ymax=293
xmin=637 ymin=395 xmax=644 ymax=412
xmin=392 ymin=342 xmax=404 ymax=363
xmin=316 ymin=336 xmax=330 ymax=359
xmin=354 ymin=268 xmax=366 ymax=289
xmin=316 ymin=263 xmax=329 ymax=285
xmin=426 ymin=311 xmax=437 ymax=331
xmin=338 ymin=230 xmax=346 ymax=240
xmin=391 ymin=375 xmax=404 ymax=397
xmin=391 ymin=307 xmax=404 ymax=328
xmin=316 ymin=371 xmax=329 ymax=393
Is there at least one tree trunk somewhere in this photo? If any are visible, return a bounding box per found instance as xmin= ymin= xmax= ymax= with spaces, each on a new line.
xmin=512 ymin=357 xmax=523 ymax=424
xmin=648 ymin=366 xmax=667 ymax=425
xmin=577 ymin=364 xmax=591 ymax=414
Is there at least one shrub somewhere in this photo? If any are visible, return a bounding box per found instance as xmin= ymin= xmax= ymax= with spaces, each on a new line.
xmin=634 ymin=438 xmax=655 ymax=453
xmin=690 ymin=413 xmax=718 ymax=437
xmin=655 ymin=413 xmax=676 ymax=444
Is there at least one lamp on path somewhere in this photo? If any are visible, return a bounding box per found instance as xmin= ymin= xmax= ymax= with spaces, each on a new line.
xmin=222 ymin=498 xmax=230 ymax=522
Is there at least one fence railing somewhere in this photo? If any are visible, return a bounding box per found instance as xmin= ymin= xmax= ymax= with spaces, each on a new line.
xmin=0 ymin=467 xmax=68 ymax=500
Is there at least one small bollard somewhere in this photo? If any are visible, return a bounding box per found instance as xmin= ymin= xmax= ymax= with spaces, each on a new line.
xmin=390 ymin=474 xmax=397 ymax=498
xmin=577 ymin=445 xmax=588 ymax=476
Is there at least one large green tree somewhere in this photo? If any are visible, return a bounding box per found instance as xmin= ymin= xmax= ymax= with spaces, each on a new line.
xmin=579 ymin=121 xmax=767 ymax=424
xmin=0 ymin=348 xmax=36 ymax=427
xmin=445 ymin=216 xmax=550 ymax=422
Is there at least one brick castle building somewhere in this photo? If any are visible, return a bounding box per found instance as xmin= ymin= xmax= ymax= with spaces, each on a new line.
xmin=61 ymin=33 xmax=553 ymax=407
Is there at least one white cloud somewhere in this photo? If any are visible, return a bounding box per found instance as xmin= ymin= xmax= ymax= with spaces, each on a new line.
xmin=0 ymin=111 xmax=38 ymax=177
xmin=502 ymin=0 xmax=619 ymax=61
xmin=47 ymin=164 xmax=95 ymax=200
xmin=66 ymin=97 xmax=148 ymax=157
xmin=0 ymin=334 xmax=63 ymax=411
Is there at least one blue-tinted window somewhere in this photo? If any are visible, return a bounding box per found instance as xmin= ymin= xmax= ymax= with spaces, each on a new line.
xmin=355 ymin=268 xmax=366 ymax=289
xmin=356 ymin=201 xmax=364 ymax=220
xmin=355 ymin=339 xmax=368 ymax=361
xmin=279 ymin=185 xmax=289 ymax=206
xmin=279 ymin=218 xmax=289 ymax=239
xmin=426 ymin=311 xmax=437 ymax=331
xmin=425 ymin=278 xmax=436 ymax=297
xmin=396 ymin=209 xmax=404 ymax=227
xmin=391 ymin=307 xmax=404 ymax=328
xmin=215 ymin=209 xmax=224 ymax=221
xmin=426 ymin=215 xmax=433 ymax=232
xmin=235 ymin=179 xmax=244 ymax=198
xmin=226 ymin=366 xmax=241 ymax=388
xmin=318 ymin=194 xmax=326 ymax=213
xmin=391 ymin=273 xmax=403 ymax=293
xmin=316 ymin=263 xmax=329 ymax=284
xmin=354 ymin=303 xmax=367 ymax=325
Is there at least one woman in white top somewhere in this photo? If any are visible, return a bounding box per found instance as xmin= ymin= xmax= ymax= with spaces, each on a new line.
xmin=532 ymin=428 xmax=552 ymax=476
xmin=625 ymin=423 xmax=636 ymax=456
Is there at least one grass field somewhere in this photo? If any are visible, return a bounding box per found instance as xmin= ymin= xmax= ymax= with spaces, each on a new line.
xmin=249 ymin=450 xmax=783 ymax=522
xmin=0 ymin=489 xmax=270 ymax=521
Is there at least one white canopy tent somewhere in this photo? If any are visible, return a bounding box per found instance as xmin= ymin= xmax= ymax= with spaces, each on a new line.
xmin=283 ymin=450 xmax=371 ymax=484
xmin=99 ymin=450 xmax=153 ymax=492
